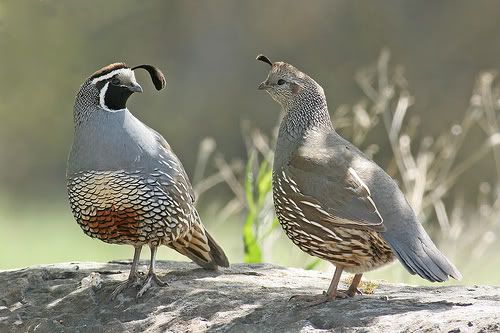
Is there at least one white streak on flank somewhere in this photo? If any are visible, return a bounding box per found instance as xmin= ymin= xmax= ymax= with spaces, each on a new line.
xmin=348 ymin=167 xmax=384 ymax=224
xmin=304 ymin=231 xmax=325 ymax=243
xmin=99 ymin=82 xmax=126 ymax=113
xmin=299 ymin=217 xmax=343 ymax=241
xmin=300 ymin=200 xmax=322 ymax=209
xmin=91 ymin=68 xmax=133 ymax=84
xmin=348 ymin=167 xmax=371 ymax=195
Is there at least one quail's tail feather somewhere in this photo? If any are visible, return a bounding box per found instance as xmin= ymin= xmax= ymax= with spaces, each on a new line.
xmin=204 ymin=230 xmax=230 ymax=268
xmin=385 ymin=230 xmax=462 ymax=282
xmin=168 ymin=222 xmax=229 ymax=270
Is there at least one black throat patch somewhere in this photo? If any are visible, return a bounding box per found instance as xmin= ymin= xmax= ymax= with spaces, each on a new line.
xmin=100 ymin=82 xmax=133 ymax=110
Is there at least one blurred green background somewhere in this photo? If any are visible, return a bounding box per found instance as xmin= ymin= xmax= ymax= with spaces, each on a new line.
xmin=1 ymin=1 xmax=499 ymax=286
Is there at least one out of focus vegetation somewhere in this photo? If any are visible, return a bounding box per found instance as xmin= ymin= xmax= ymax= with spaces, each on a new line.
xmin=1 ymin=1 xmax=500 ymax=285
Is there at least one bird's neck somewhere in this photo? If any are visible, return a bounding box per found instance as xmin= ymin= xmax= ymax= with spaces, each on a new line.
xmin=274 ymin=92 xmax=333 ymax=171
xmin=68 ymin=109 xmax=148 ymax=174
xmin=279 ymin=92 xmax=333 ymax=142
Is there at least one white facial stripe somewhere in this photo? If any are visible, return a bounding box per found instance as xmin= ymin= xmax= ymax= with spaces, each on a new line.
xmin=99 ymin=82 xmax=111 ymax=111
xmin=91 ymin=68 xmax=133 ymax=85
xmin=99 ymin=81 xmax=126 ymax=113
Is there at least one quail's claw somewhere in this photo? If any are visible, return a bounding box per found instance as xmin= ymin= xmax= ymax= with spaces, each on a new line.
xmin=152 ymin=273 xmax=168 ymax=287
xmin=334 ymin=290 xmax=350 ymax=299
xmin=346 ymin=287 xmax=363 ymax=297
xmin=110 ymin=273 xmax=142 ymax=300
xmin=136 ymin=272 xmax=168 ymax=298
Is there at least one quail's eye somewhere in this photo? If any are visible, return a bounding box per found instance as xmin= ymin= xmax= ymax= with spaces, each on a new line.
xmin=111 ymin=78 xmax=120 ymax=86
xmin=277 ymin=79 xmax=286 ymax=85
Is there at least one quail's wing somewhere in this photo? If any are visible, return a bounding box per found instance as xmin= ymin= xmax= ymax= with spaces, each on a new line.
xmin=285 ymin=139 xmax=385 ymax=232
xmin=147 ymin=126 xmax=196 ymax=203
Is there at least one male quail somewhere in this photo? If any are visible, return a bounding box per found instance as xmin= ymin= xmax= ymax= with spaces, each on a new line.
xmin=67 ymin=63 xmax=229 ymax=298
xmin=256 ymin=54 xmax=461 ymax=302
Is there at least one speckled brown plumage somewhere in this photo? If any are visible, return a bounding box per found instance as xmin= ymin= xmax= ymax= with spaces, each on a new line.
xmin=273 ymin=169 xmax=395 ymax=274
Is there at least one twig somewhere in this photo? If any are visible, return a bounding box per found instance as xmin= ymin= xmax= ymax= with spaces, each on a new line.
xmin=422 ymin=134 xmax=500 ymax=210
xmin=192 ymin=137 xmax=216 ymax=186
xmin=214 ymin=154 xmax=246 ymax=206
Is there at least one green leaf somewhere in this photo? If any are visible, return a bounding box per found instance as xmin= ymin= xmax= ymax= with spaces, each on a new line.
xmin=260 ymin=216 xmax=281 ymax=241
xmin=304 ymin=258 xmax=322 ymax=270
xmin=243 ymin=211 xmax=262 ymax=263
xmin=271 ymin=216 xmax=280 ymax=228
xmin=245 ymin=151 xmax=256 ymax=212
xmin=257 ymin=163 xmax=272 ymax=202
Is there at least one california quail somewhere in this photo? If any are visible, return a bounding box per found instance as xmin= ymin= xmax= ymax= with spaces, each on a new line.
xmin=256 ymin=54 xmax=461 ymax=302
xmin=67 ymin=63 xmax=229 ymax=299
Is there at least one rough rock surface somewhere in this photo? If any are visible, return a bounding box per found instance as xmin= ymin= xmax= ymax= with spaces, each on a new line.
xmin=0 ymin=261 xmax=498 ymax=333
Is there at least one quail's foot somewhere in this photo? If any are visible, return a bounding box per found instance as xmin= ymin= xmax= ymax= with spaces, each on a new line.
xmin=345 ymin=273 xmax=363 ymax=297
xmin=290 ymin=266 xmax=355 ymax=306
xmin=136 ymin=272 xmax=168 ymax=298
xmin=346 ymin=287 xmax=363 ymax=297
xmin=110 ymin=273 xmax=143 ymax=300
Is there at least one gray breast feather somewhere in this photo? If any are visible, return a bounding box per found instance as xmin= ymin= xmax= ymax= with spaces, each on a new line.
xmin=68 ymin=108 xmax=195 ymax=204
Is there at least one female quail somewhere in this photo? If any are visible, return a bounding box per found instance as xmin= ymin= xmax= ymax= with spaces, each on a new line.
xmin=256 ymin=55 xmax=461 ymax=303
xmin=67 ymin=63 xmax=229 ymax=299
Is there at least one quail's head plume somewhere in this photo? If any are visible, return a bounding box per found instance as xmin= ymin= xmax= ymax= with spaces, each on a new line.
xmin=257 ymin=54 xmax=325 ymax=105
xmin=257 ymin=54 xmax=461 ymax=304
xmin=67 ymin=63 xmax=228 ymax=299
xmin=73 ymin=63 xmax=165 ymax=122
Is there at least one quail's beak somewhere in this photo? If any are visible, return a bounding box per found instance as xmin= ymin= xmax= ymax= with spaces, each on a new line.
xmin=129 ymin=82 xmax=143 ymax=93
xmin=258 ymin=81 xmax=270 ymax=90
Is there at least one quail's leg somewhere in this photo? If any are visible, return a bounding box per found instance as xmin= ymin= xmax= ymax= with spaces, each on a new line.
xmin=346 ymin=273 xmax=363 ymax=297
xmin=290 ymin=266 xmax=348 ymax=305
xmin=110 ymin=246 xmax=142 ymax=300
xmin=325 ymin=265 xmax=349 ymax=299
xmin=137 ymin=245 xmax=168 ymax=298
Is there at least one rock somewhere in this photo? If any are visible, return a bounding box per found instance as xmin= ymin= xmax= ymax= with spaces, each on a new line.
xmin=0 ymin=261 xmax=498 ymax=333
